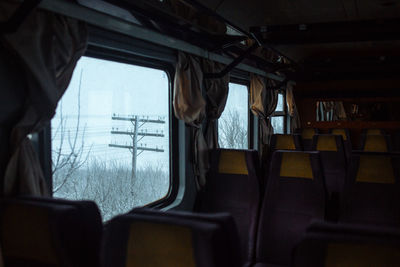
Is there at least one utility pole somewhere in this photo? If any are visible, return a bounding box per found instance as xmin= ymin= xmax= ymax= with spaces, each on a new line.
xmin=109 ymin=115 xmax=165 ymax=185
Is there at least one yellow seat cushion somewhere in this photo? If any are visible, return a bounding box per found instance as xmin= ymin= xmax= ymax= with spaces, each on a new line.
xmin=280 ymin=152 xmax=313 ymax=179
xmin=275 ymin=135 xmax=296 ymax=150
xmin=326 ymin=242 xmax=400 ymax=267
xmin=356 ymin=155 xmax=395 ymax=184
xmin=364 ymin=135 xmax=388 ymax=152
xmin=316 ymin=135 xmax=338 ymax=151
xmin=302 ymin=128 xmax=316 ymax=140
xmin=218 ymin=150 xmax=248 ymax=175
xmin=127 ymin=222 xmax=195 ymax=267
xmin=331 ymin=129 xmax=347 ymax=141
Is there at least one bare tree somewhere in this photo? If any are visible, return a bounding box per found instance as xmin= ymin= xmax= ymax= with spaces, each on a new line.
xmin=219 ymin=109 xmax=248 ymax=149
xmin=52 ymin=69 xmax=91 ymax=193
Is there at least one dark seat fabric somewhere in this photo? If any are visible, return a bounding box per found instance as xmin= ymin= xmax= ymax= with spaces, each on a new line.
xmin=19 ymin=196 xmax=103 ymax=266
xmin=293 ymin=221 xmax=400 ymax=267
xmin=361 ymin=134 xmax=392 ymax=152
xmin=301 ymin=128 xmax=318 ymax=150
xmin=255 ymin=151 xmax=327 ymax=266
xmin=311 ymin=134 xmax=347 ymax=194
xmin=270 ymin=134 xmax=303 ymax=151
xmin=194 ymin=149 xmax=261 ymax=264
xmin=128 ymin=208 xmax=241 ymax=264
xmin=340 ymin=153 xmax=400 ymax=226
xmin=329 ymin=128 xmax=352 ymax=161
xmin=0 ymin=197 xmax=102 ymax=267
xmin=102 ymin=211 xmax=240 ymax=267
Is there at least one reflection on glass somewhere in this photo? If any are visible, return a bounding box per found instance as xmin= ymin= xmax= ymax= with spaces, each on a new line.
xmin=51 ymin=56 xmax=170 ymax=221
xmin=271 ymin=116 xmax=284 ymax=134
xmin=219 ymin=83 xmax=248 ymax=149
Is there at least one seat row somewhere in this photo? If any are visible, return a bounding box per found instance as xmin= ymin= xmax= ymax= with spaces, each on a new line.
xmin=293 ymin=128 xmax=396 ymax=152
xmin=195 ymin=147 xmax=400 ymax=266
xmin=0 ymin=196 xmax=242 ymax=267
xmin=2 ymin=196 xmax=400 ymax=267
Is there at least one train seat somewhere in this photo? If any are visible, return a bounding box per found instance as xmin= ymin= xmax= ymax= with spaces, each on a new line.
xmin=311 ymin=134 xmax=347 ymax=194
xmin=194 ymin=148 xmax=261 ymax=264
xmin=129 ymin=208 xmax=242 ymax=265
xmin=340 ymin=153 xmax=400 ymax=226
xmin=255 ymin=151 xmax=327 ymax=266
xmin=361 ymin=134 xmax=392 ymax=152
xmin=0 ymin=197 xmax=102 ymax=267
xmin=102 ymin=211 xmax=240 ymax=267
xmin=301 ymin=128 xmax=318 ymax=150
xmin=293 ymin=221 xmax=400 ymax=267
xmin=270 ymin=134 xmax=303 ymax=151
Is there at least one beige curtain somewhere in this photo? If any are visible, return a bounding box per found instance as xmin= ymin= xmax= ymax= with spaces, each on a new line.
xmin=1 ymin=1 xmax=88 ymax=196
xmin=286 ymin=81 xmax=301 ymax=132
xmin=173 ymin=52 xmax=208 ymax=188
xmin=202 ymin=59 xmax=230 ymax=149
xmin=250 ymin=74 xmax=278 ymax=159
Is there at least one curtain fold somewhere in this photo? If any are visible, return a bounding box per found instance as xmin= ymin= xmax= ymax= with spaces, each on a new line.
xmin=286 ymin=81 xmax=301 ymax=132
xmin=173 ymin=52 xmax=207 ymax=188
xmin=250 ymin=74 xmax=278 ymax=159
xmin=1 ymin=1 xmax=88 ymax=196
xmin=202 ymin=59 xmax=230 ymax=149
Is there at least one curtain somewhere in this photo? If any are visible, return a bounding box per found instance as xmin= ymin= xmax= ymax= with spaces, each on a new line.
xmin=173 ymin=52 xmax=208 ymax=188
xmin=202 ymin=59 xmax=230 ymax=149
xmin=286 ymin=81 xmax=301 ymax=132
xmin=250 ymin=74 xmax=278 ymax=159
xmin=1 ymin=1 xmax=88 ymax=196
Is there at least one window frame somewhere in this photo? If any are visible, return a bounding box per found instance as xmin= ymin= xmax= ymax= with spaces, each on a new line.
xmin=270 ymin=90 xmax=288 ymax=134
xmin=218 ymin=78 xmax=251 ymax=149
xmin=40 ymin=41 xmax=179 ymax=211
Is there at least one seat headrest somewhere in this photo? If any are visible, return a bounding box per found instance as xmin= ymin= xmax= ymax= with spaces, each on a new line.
xmin=364 ymin=135 xmax=388 ymax=152
xmin=325 ymin=243 xmax=400 ymax=266
xmin=331 ymin=129 xmax=347 ymax=141
xmin=366 ymin=129 xmax=382 ymax=135
xmin=218 ymin=150 xmax=248 ymax=175
xmin=1 ymin=202 xmax=70 ymax=265
xmin=126 ymin=221 xmax=196 ymax=267
xmin=274 ymin=135 xmax=296 ymax=150
xmin=356 ymin=155 xmax=395 ymax=184
xmin=316 ymin=135 xmax=338 ymax=151
xmin=302 ymin=128 xmax=316 ymax=140
xmin=280 ymin=152 xmax=313 ymax=179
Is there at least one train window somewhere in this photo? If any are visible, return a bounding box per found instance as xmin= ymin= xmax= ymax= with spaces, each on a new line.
xmin=51 ymin=56 xmax=170 ymax=221
xmin=218 ymin=83 xmax=249 ymax=149
xmin=271 ymin=92 xmax=286 ymax=134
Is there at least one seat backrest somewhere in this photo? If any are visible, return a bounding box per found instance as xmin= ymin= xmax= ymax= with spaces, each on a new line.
xmin=293 ymin=221 xmax=400 ymax=267
xmin=195 ymin=149 xmax=260 ymax=264
xmin=361 ymin=134 xmax=392 ymax=152
xmin=311 ymin=134 xmax=347 ymax=193
xmin=129 ymin=208 xmax=241 ymax=265
xmin=19 ymin=196 xmax=103 ymax=267
xmin=340 ymin=153 xmax=400 ymax=226
xmin=0 ymin=198 xmax=102 ymax=267
xmin=270 ymin=134 xmax=303 ymax=151
xmin=103 ymin=212 xmax=240 ymax=267
xmin=301 ymin=128 xmax=318 ymax=150
xmin=255 ymin=151 xmax=327 ymax=266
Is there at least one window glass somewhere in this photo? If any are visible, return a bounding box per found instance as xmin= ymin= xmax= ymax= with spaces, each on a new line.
xmin=218 ymin=83 xmax=248 ymax=149
xmin=275 ymin=93 xmax=284 ymax=112
xmin=271 ymin=116 xmax=284 ymax=134
xmin=51 ymin=56 xmax=170 ymax=221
